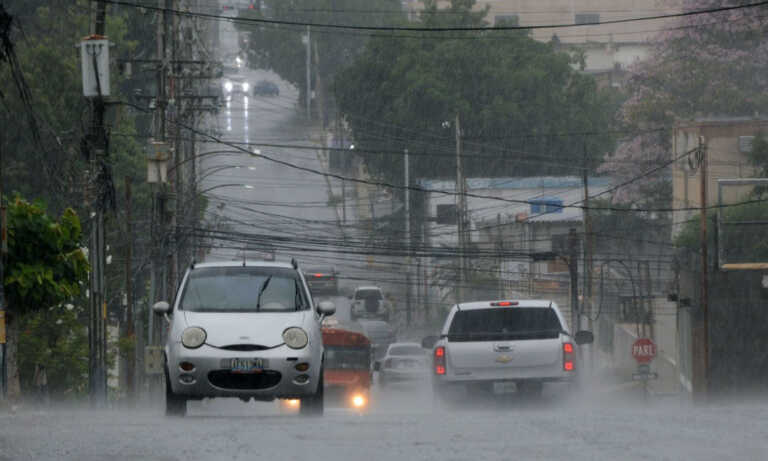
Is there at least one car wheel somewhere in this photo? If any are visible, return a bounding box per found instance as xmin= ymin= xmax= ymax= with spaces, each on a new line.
xmin=165 ymin=366 xmax=187 ymax=417
xmin=300 ymin=367 xmax=324 ymax=417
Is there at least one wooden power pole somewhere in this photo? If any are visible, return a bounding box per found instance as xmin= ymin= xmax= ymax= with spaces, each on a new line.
xmin=698 ymin=136 xmax=709 ymax=397
xmin=455 ymin=113 xmax=466 ymax=303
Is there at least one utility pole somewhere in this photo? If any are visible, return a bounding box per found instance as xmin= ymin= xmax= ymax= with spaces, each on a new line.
xmin=405 ymin=149 xmax=411 ymax=325
xmin=0 ymin=131 xmax=6 ymax=399
xmin=85 ymin=0 xmax=109 ymax=408
xmin=455 ymin=113 xmax=466 ymax=303
xmin=568 ymin=227 xmax=579 ymax=333
xmin=124 ymin=177 xmax=134 ymax=401
xmin=305 ymin=25 xmax=311 ymax=119
xmin=169 ymin=0 xmax=180 ymax=305
xmin=698 ymin=135 xmax=709 ymax=397
xmin=582 ymin=148 xmax=593 ymax=332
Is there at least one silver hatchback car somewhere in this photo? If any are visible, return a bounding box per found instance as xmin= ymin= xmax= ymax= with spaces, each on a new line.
xmin=153 ymin=260 xmax=335 ymax=417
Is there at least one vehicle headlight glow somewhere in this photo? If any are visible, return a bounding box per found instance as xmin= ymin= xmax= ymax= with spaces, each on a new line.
xmin=351 ymin=394 xmax=366 ymax=408
xmin=282 ymin=327 xmax=308 ymax=349
xmin=223 ymin=81 xmax=233 ymax=92
xmin=181 ymin=327 xmax=206 ymax=349
xmin=242 ymin=82 xmax=250 ymax=92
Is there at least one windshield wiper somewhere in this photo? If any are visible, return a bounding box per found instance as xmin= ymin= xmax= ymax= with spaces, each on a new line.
xmin=255 ymin=275 xmax=272 ymax=311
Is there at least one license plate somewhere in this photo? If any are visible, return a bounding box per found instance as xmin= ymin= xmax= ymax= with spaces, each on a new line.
xmin=493 ymin=381 xmax=517 ymax=394
xmin=223 ymin=358 xmax=268 ymax=373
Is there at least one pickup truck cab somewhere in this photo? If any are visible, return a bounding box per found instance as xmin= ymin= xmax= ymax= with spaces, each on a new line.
xmin=426 ymin=300 xmax=593 ymax=400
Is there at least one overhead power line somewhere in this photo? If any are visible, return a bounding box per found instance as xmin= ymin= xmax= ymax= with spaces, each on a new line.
xmin=121 ymin=99 xmax=768 ymax=215
xmin=101 ymin=0 xmax=768 ymax=33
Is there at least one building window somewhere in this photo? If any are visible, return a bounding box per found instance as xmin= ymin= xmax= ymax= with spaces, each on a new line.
xmin=494 ymin=14 xmax=519 ymax=26
xmin=436 ymin=204 xmax=458 ymax=225
xmin=574 ymin=13 xmax=600 ymax=25
xmin=530 ymin=198 xmax=563 ymax=215
xmin=739 ymin=136 xmax=755 ymax=153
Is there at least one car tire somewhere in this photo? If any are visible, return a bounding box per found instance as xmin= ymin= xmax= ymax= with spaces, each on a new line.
xmin=300 ymin=367 xmax=324 ymax=417
xmin=165 ymin=367 xmax=187 ymax=417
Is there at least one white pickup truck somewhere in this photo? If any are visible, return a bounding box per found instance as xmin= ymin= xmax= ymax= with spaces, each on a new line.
xmin=349 ymin=286 xmax=391 ymax=321
xmin=425 ymin=300 xmax=593 ymax=399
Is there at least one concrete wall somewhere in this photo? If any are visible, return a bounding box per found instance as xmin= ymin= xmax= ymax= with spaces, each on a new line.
xmin=678 ymin=251 xmax=768 ymax=395
xmin=672 ymin=118 xmax=768 ymax=236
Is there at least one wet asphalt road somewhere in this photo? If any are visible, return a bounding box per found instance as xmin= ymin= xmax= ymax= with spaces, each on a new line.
xmin=2 ymin=390 xmax=768 ymax=461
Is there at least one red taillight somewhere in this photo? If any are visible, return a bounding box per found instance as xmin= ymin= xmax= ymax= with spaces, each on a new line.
xmin=563 ymin=342 xmax=574 ymax=371
xmin=491 ymin=301 xmax=518 ymax=307
xmin=434 ymin=346 xmax=446 ymax=375
xmin=314 ymin=273 xmax=325 ymax=277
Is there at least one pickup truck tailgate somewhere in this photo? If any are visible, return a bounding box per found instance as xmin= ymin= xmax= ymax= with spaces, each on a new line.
xmin=447 ymin=338 xmax=562 ymax=369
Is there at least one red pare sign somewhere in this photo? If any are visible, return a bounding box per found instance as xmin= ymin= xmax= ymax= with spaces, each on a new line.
xmin=632 ymin=338 xmax=656 ymax=364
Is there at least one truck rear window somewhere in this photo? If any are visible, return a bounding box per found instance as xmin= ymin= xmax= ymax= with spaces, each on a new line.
xmin=447 ymin=308 xmax=562 ymax=342
xmin=355 ymin=289 xmax=383 ymax=300
xmin=325 ymin=346 xmax=370 ymax=370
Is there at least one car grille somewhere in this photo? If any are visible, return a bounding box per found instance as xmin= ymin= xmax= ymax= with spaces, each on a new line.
xmin=220 ymin=344 xmax=270 ymax=351
xmin=208 ymin=370 xmax=282 ymax=390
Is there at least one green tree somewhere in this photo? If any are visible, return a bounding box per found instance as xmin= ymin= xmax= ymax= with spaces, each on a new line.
xmin=17 ymin=305 xmax=89 ymax=398
xmin=3 ymin=197 xmax=89 ymax=401
xmin=675 ymin=201 xmax=768 ymax=265
xmin=334 ymin=0 xmax=618 ymax=184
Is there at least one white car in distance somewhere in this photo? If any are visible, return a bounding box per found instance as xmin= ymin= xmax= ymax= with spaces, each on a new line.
xmin=153 ymin=260 xmax=335 ymax=417
xmin=223 ymin=76 xmax=249 ymax=94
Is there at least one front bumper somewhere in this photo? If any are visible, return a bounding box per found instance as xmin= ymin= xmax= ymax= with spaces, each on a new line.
xmin=167 ymin=342 xmax=321 ymax=399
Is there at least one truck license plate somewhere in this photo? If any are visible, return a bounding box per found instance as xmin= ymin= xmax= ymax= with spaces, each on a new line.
xmin=493 ymin=382 xmax=517 ymax=394
xmin=224 ymin=358 xmax=268 ymax=373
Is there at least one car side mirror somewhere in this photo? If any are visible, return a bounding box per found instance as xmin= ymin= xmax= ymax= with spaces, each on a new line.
xmin=373 ymin=361 xmax=381 ymax=372
xmin=317 ymin=300 xmax=336 ymax=317
xmin=574 ymin=330 xmax=594 ymax=345
xmin=152 ymin=301 xmax=170 ymax=315
xmin=421 ymin=335 xmax=439 ymax=349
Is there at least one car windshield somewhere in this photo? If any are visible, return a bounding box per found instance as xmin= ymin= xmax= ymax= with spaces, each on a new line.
xmin=324 ymin=346 xmax=370 ymax=370
xmin=179 ymin=267 xmax=308 ymax=313
xmin=447 ymin=308 xmax=562 ymax=342
xmin=355 ymin=289 xmax=382 ymax=300
xmin=388 ymin=345 xmax=424 ymax=356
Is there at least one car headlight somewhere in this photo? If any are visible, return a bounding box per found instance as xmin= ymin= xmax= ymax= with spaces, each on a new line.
xmin=283 ymin=327 xmax=308 ymax=349
xmin=242 ymin=82 xmax=250 ymax=92
xmin=181 ymin=327 xmax=207 ymax=349
xmin=223 ymin=81 xmax=233 ymax=92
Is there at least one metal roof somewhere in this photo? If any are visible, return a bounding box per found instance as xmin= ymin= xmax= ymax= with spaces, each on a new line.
xmin=417 ymin=176 xmax=612 ymax=191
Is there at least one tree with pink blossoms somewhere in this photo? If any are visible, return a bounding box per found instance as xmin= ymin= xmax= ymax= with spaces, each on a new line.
xmin=602 ymin=0 xmax=768 ymax=205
